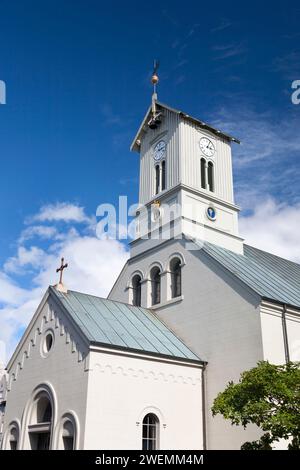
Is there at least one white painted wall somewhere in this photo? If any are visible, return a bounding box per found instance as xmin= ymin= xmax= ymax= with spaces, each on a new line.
xmin=260 ymin=301 xmax=300 ymax=363
xmin=84 ymin=348 xmax=203 ymax=450
xmin=109 ymin=238 xmax=264 ymax=449
xmin=286 ymin=310 xmax=300 ymax=361
xmin=1 ymin=293 xmax=89 ymax=450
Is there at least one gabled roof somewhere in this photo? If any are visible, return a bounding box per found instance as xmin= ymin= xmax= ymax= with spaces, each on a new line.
xmin=201 ymin=242 xmax=300 ymax=309
xmin=131 ymin=100 xmax=240 ymax=152
xmin=50 ymin=287 xmax=201 ymax=363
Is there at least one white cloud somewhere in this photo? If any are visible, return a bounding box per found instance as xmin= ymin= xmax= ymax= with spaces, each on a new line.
xmin=19 ymin=225 xmax=58 ymax=243
xmin=0 ymin=273 xmax=28 ymax=306
xmin=4 ymin=246 xmax=46 ymax=274
xmin=0 ymin=203 xmax=129 ymax=364
xmin=29 ymin=202 xmax=92 ymax=224
xmin=240 ymin=197 xmax=300 ymax=262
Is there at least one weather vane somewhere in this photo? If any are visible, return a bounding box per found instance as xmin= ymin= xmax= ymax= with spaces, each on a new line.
xmin=149 ymin=60 xmax=162 ymax=129
xmin=151 ymin=59 xmax=160 ymax=96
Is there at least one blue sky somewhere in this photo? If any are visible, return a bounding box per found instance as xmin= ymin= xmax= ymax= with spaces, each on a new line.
xmin=0 ymin=0 xmax=300 ymax=360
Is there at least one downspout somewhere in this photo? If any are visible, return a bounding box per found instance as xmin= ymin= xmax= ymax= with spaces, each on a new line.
xmin=282 ymin=304 xmax=290 ymax=363
xmin=201 ymin=362 xmax=208 ymax=450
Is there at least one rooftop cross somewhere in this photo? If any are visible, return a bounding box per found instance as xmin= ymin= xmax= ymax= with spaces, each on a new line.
xmin=56 ymin=257 xmax=68 ymax=285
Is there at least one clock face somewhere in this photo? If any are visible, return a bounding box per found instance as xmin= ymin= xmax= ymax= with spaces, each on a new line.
xmin=199 ymin=137 xmax=215 ymax=158
xmin=153 ymin=140 xmax=166 ymax=161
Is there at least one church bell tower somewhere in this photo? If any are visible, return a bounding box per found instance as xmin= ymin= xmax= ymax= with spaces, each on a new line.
xmin=130 ymin=66 xmax=244 ymax=257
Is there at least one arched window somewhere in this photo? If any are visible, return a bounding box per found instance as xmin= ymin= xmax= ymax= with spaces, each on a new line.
xmin=57 ymin=413 xmax=78 ymax=450
xmin=150 ymin=267 xmax=161 ymax=305
xmin=132 ymin=274 xmax=142 ymax=307
xmin=208 ymin=161 xmax=214 ymax=192
xmin=201 ymin=158 xmax=206 ymax=189
xmin=142 ymin=413 xmax=159 ymax=450
xmin=155 ymin=165 xmax=160 ymax=195
xmin=29 ymin=393 xmax=52 ymax=450
xmin=8 ymin=426 xmax=19 ymax=450
xmin=170 ymin=258 xmax=182 ymax=298
xmin=161 ymin=160 xmax=166 ymax=191
xmin=62 ymin=420 xmax=75 ymax=450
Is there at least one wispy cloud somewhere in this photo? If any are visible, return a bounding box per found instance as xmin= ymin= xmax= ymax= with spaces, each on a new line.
xmin=100 ymin=104 xmax=121 ymax=125
xmin=19 ymin=225 xmax=58 ymax=243
xmin=210 ymin=103 xmax=300 ymax=207
xmin=211 ymin=18 xmax=232 ymax=33
xmin=28 ymin=202 xmax=93 ymax=224
xmin=173 ymin=59 xmax=188 ymax=70
xmin=272 ymin=51 xmax=300 ymax=80
xmin=119 ymin=176 xmax=138 ymax=186
xmin=212 ymin=42 xmax=246 ymax=60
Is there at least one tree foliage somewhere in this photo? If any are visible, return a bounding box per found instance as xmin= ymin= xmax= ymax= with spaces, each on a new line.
xmin=211 ymin=361 xmax=300 ymax=450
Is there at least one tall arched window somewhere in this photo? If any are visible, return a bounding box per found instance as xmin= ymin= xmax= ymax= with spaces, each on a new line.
xmin=201 ymin=158 xmax=206 ymax=189
xmin=161 ymin=160 xmax=166 ymax=191
xmin=62 ymin=420 xmax=75 ymax=450
xmin=142 ymin=413 xmax=159 ymax=450
xmin=29 ymin=392 xmax=52 ymax=450
xmin=8 ymin=425 xmax=19 ymax=450
xmin=132 ymin=274 xmax=142 ymax=307
xmin=155 ymin=165 xmax=160 ymax=195
xmin=170 ymin=258 xmax=182 ymax=298
xmin=150 ymin=267 xmax=161 ymax=305
xmin=208 ymin=161 xmax=214 ymax=192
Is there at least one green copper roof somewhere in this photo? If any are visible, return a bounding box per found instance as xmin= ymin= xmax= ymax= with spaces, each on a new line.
xmin=202 ymin=242 xmax=300 ymax=308
xmin=50 ymin=287 xmax=201 ymax=363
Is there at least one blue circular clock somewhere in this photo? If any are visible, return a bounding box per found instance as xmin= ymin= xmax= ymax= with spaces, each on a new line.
xmin=206 ymin=206 xmax=216 ymax=221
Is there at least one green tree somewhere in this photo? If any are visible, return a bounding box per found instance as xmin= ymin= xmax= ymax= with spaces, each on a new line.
xmin=211 ymin=361 xmax=300 ymax=450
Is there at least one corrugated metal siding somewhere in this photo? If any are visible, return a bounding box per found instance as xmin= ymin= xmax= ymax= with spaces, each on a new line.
xmin=180 ymin=119 xmax=234 ymax=204
xmin=50 ymin=287 xmax=200 ymax=361
xmin=139 ymin=108 xmax=180 ymax=205
xmin=202 ymin=242 xmax=300 ymax=308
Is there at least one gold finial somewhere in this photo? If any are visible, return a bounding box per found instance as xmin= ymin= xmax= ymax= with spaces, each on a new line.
xmin=151 ymin=60 xmax=160 ymax=92
xmin=55 ymin=257 xmax=68 ymax=292
xmin=153 ymin=199 xmax=160 ymax=207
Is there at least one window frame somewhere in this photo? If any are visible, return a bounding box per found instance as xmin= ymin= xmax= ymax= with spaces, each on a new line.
xmin=142 ymin=413 xmax=159 ymax=450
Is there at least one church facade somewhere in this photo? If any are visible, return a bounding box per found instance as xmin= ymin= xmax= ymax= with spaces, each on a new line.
xmin=1 ymin=96 xmax=300 ymax=450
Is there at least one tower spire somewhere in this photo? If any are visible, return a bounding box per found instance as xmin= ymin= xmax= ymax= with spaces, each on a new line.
xmin=148 ymin=60 xmax=162 ymax=129
xmin=151 ymin=60 xmax=159 ymax=115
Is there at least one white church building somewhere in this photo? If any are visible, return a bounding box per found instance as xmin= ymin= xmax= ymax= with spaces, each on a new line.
xmin=1 ymin=89 xmax=300 ymax=450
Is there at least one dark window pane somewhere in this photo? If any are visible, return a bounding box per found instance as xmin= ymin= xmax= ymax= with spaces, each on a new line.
xmin=151 ymin=268 xmax=161 ymax=305
xmin=201 ymin=158 xmax=206 ymax=189
xmin=132 ymin=275 xmax=142 ymax=307
xmin=10 ymin=440 xmax=17 ymax=450
xmin=37 ymin=432 xmax=51 ymax=450
xmin=142 ymin=414 xmax=159 ymax=450
xmin=208 ymin=162 xmax=214 ymax=192
xmin=155 ymin=165 xmax=160 ymax=194
xmin=171 ymin=259 xmax=181 ymax=298
xmin=161 ymin=161 xmax=166 ymax=191
xmin=63 ymin=436 xmax=74 ymax=450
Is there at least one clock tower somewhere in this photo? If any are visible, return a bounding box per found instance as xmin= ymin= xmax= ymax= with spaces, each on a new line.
xmin=130 ymin=83 xmax=244 ymax=257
